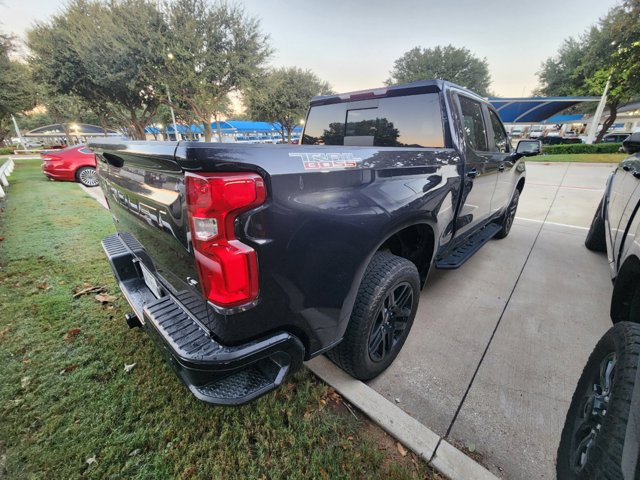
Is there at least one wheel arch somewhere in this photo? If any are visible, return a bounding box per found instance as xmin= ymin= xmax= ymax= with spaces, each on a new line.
xmin=376 ymin=221 xmax=436 ymax=288
xmin=611 ymin=254 xmax=640 ymax=323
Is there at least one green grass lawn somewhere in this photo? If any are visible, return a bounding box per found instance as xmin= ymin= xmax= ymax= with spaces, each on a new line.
xmin=0 ymin=160 xmax=436 ymax=479
xmin=530 ymin=153 xmax=626 ymax=163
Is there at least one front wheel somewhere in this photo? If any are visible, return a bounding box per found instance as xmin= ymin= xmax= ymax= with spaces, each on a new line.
xmin=327 ymin=251 xmax=420 ymax=380
xmin=585 ymin=198 xmax=607 ymax=252
xmin=557 ymin=322 xmax=640 ymax=479
xmin=76 ymin=166 xmax=99 ymax=187
xmin=495 ymin=188 xmax=520 ymax=239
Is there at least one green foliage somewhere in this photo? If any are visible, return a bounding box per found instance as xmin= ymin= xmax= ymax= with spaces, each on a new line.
xmin=0 ymin=34 xmax=37 ymax=143
xmin=386 ymin=45 xmax=491 ymax=96
xmin=0 ymin=160 xmax=434 ymax=480
xmin=538 ymin=1 xmax=640 ymax=142
xmin=27 ymin=0 xmax=167 ymax=139
xmin=0 ymin=147 xmax=15 ymax=155
xmin=245 ymin=67 xmax=333 ymax=141
xmin=542 ymin=142 xmax=623 ymax=154
xmin=163 ymin=0 xmax=271 ymax=141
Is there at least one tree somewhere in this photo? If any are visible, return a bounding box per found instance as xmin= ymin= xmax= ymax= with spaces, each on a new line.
xmin=245 ymin=67 xmax=333 ymax=142
xmin=0 ymin=34 xmax=36 ymax=144
xmin=162 ymin=0 xmax=271 ymax=142
xmin=538 ymin=1 xmax=640 ymax=142
xmin=386 ymin=45 xmax=491 ymax=96
xmin=27 ymin=0 xmax=167 ymax=139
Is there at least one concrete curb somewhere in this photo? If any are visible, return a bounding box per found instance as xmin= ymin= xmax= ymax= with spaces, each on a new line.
xmin=307 ymin=357 xmax=498 ymax=480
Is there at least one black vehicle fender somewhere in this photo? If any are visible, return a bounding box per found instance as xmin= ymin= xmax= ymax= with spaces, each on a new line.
xmin=611 ymin=254 xmax=640 ymax=323
xmin=335 ymin=218 xmax=439 ymax=341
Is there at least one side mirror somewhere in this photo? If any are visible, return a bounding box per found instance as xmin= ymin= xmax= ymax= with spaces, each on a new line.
xmin=622 ymin=132 xmax=640 ymax=154
xmin=515 ymin=139 xmax=541 ymax=157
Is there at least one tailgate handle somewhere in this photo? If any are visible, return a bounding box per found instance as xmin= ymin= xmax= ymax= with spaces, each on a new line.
xmin=498 ymin=163 xmax=505 ymax=172
xmin=467 ymin=168 xmax=478 ymax=179
xmin=103 ymin=152 xmax=125 ymax=168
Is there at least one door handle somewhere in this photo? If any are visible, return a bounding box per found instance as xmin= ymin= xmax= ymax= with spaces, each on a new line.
xmin=498 ymin=164 xmax=505 ymax=172
xmin=467 ymin=168 xmax=478 ymax=179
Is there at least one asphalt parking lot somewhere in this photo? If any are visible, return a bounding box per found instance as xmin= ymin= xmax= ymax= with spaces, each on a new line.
xmin=368 ymin=162 xmax=617 ymax=479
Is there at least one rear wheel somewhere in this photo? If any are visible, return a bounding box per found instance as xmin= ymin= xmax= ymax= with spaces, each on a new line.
xmin=585 ymin=198 xmax=607 ymax=252
xmin=327 ymin=251 xmax=420 ymax=380
xmin=557 ymin=322 xmax=640 ymax=479
xmin=76 ymin=166 xmax=99 ymax=187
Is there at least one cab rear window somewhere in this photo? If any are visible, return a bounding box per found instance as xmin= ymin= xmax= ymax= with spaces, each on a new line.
xmin=302 ymin=93 xmax=444 ymax=148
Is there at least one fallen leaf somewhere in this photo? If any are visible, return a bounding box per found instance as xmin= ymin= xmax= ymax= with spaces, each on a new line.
xmin=86 ymin=455 xmax=97 ymax=466
xmin=468 ymin=443 xmax=476 ymax=453
xmin=0 ymin=237 xmax=4 ymax=241
xmin=59 ymin=364 xmax=79 ymax=375
xmin=0 ymin=325 xmax=10 ymax=339
xmin=36 ymin=282 xmax=50 ymax=290
xmin=319 ymin=467 xmax=329 ymax=480
xmin=95 ymin=293 xmax=116 ymax=303
xmin=73 ymin=285 xmax=105 ymax=298
xmin=20 ymin=376 xmax=30 ymax=389
xmin=128 ymin=449 xmax=140 ymax=457
xmin=64 ymin=328 xmax=81 ymax=341
xmin=396 ymin=442 xmax=408 ymax=457
xmin=124 ymin=363 xmax=136 ymax=373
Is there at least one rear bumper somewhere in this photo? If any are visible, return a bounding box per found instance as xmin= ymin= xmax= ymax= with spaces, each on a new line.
xmin=42 ymin=164 xmax=73 ymax=181
xmin=101 ymin=233 xmax=305 ymax=405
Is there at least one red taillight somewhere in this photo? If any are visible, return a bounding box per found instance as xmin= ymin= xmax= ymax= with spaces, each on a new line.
xmin=185 ymin=172 xmax=266 ymax=308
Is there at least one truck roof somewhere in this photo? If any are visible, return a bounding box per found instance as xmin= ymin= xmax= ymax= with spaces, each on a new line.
xmin=310 ymin=79 xmax=486 ymax=106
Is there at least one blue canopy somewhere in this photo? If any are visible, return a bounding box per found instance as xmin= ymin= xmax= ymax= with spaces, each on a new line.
xmin=147 ymin=120 xmax=304 ymax=136
xmin=542 ymin=114 xmax=586 ymax=124
xmin=489 ymin=97 xmax=599 ymax=123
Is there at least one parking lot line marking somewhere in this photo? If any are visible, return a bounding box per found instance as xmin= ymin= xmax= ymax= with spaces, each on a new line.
xmin=526 ymin=182 xmax=604 ymax=191
xmin=515 ymin=217 xmax=590 ymax=230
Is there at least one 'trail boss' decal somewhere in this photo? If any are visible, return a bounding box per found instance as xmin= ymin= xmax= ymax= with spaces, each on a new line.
xmin=289 ymin=152 xmax=362 ymax=170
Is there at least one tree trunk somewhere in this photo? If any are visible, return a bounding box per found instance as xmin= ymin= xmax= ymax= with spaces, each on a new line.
xmin=204 ymin=122 xmax=213 ymax=143
xmin=214 ymin=114 xmax=223 ymax=143
xmin=595 ymin=104 xmax=618 ymax=144
xmin=280 ymin=125 xmax=286 ymax=144
xmin=130 ymin=122 xmax=147 ymax=140
xmin=286 ymin=126 xmax=292 ymax=143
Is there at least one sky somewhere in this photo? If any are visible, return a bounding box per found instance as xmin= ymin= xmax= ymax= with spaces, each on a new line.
xmin=1 ymin=0 xmax=621 ymax=97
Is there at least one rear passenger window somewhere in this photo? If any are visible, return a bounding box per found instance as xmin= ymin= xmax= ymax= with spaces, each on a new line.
xmin=488 ymin=110 xmax=509 ymax=153
xmin=302 ymin=93 xmax=444 ymax=148
xmin=458 ymin=96 xmax=488 ymax=151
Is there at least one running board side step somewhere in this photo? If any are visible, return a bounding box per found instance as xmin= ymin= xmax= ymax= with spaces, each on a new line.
xmin=435 ymin=223 xmax=501 ymax=269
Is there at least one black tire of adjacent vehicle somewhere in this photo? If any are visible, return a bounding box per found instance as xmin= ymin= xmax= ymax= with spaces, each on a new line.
xmin=557 ymin=321 xmax=640 ymax=480
xmin=326 ymin=251 xmax=420 ymax=381
xmin=495 ymin=188 xmax=520 ymax=239
xmin=585 ymin=198 xmax=607 ymax=252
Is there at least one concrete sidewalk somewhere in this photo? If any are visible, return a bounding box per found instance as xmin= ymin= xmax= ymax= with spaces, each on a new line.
xmin=368 ymin=162 xmax=616 ymax=478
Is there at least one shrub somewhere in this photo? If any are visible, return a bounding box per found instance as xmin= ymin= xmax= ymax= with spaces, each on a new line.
xmin=0 ymin=147 xmax=15 ymax=155
xmin=542 ymin=143 xmax=623 ymax=155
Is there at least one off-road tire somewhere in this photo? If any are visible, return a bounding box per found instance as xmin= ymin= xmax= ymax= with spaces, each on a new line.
xmin=585 ymin=198 xmax=607 ymax=252
xmin=495 ymin=188 xmax=520 ymax=239
xmin=557 ymin=321 xmax=640 ymax=479
xmin=326 ymin=251 xmax=420 ymax=380
xmin=76 ymin=166 xmax=99 ymax=187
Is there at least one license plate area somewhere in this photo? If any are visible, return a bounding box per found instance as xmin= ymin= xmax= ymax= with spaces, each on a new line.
xmin=139 ymin=262 xmax=164 ymax=299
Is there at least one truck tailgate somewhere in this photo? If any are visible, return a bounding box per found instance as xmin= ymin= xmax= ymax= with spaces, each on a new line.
xmin=94 ymin=142 xmax=210 ymax=327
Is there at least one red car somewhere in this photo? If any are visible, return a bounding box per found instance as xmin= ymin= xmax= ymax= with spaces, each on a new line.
xmin=41 ymin=145 xmax=98 ymax=187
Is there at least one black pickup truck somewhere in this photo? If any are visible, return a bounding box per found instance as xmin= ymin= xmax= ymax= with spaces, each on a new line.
xmin=91 ymin=80 xmax=540 ymax=405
